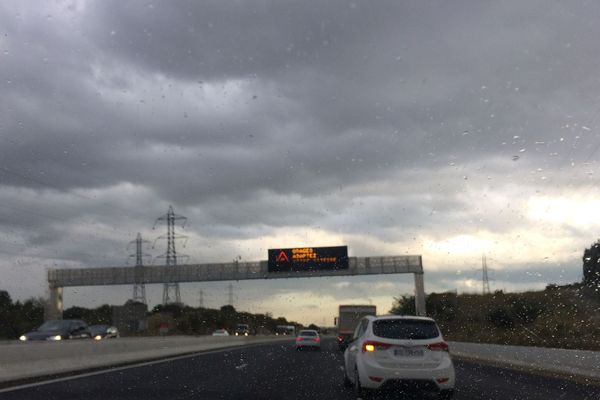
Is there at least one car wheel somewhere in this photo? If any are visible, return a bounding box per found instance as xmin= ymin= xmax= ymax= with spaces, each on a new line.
xmin=343 ymin=371 xmax=353 ymax=388
xmin=439 ymin=389 xmax=455 ymax=399
xmin=354 ymin=368 xmax=371 ymax=399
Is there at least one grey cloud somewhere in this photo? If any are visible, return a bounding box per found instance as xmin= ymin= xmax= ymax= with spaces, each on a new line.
xmin=0 ymin=0 xmax=598 ymax=313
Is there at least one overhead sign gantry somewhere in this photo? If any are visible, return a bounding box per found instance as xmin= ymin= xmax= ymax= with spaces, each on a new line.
xmin=45 ymin=248 xmax=426 ymax=320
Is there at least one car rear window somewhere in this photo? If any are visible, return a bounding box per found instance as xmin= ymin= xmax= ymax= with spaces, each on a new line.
xmin=299 ymin=331 xmax=317 ymax=336
xmin=372 ymin=319 xmax=440 ymax=340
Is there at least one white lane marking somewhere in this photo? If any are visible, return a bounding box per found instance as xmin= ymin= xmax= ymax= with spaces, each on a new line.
xmin=235 ymin=363 xmax=248 ymax=370
xmin=0 ymin=342 xmax=273 ymax=393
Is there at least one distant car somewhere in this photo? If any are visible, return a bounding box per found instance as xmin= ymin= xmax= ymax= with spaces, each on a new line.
xmin=89 ymin=325 xmax=120 ymax=340
xmin=344 ymin=315 xmax=455 ymax=399
xmin=212 ymin=329 xmax=230 ymax=336
xmin=234 ymin=323 xmax=250 ymax=336
xmin=19 ymin=319 xmax=92 ymax=341
xmin=295 ymin=329 xmax=321 ymax=350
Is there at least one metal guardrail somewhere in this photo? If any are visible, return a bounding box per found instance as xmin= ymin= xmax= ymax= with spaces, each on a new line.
xmin=48 ymin=256 xmax=423 ymax=287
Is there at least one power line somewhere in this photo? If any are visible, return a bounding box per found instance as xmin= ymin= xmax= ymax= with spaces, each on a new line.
xmin=0 ymin=165 xmax=149 ymax=219
xmin=0 ymin=134 xmax=152 ymax=219
xmin=0 ymin=203 xmax=128 ymax=238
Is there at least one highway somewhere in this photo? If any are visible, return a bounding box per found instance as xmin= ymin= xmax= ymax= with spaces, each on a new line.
xmin=0 ymin=338 xmax=598 ymax=400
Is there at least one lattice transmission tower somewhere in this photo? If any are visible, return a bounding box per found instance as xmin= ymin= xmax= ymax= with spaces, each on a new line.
xmin=482 ymin=254 xmax=491 ymax=295
xmin=127 ymin=232 xmax=151 ymax=304
xmin=227 ymin=283 xmax=234 ymax=307
xmin=153 ymin=206 xmax=188 ymax=305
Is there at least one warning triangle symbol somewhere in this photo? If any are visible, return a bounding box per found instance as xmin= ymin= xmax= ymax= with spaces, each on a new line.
xmin=276 ymin=250 xmax=290 ymax=263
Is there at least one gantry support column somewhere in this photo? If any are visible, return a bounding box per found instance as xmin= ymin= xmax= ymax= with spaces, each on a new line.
xmin=45 ymin=285 xmax=63 ymax=321
xmin=413 ymin=272 xmax=426 ymax=316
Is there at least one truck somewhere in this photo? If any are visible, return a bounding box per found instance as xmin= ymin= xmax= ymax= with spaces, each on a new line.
xmin=335 ymin=304 xmax=377 ymax=351
xmin=274 ymin=325 xmax=296 ymax=336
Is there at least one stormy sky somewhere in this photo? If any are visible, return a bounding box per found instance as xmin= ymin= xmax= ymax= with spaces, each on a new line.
xmin=1 ymin=0 xmax=600 ymax=324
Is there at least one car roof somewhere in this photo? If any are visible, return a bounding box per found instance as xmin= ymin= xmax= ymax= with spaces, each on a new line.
xmin=363 ymin=315 xmax=436 ymax=322
xmin=299 ymin=329 xmax=319 ymax=334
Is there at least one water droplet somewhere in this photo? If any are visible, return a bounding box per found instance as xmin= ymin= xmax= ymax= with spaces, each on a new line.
xmin=519 ymin=148 xmax=525 ymax=153
xmin=512 ymin=155 xmax=520 ymax=161
xmin=513 ymin=135 xmax=520 ymax=139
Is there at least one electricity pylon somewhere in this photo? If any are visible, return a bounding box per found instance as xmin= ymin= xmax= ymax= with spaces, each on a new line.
xmin=153 ymin=206 xmax=188 ymax=305
xmin=127 ymin=233 xmax=151 ymax=304
xmin=482 ymin=254 xmax=491 ymax=295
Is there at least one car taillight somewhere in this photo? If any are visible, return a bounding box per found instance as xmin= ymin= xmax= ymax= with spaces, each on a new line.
xmin=427 ymin=341 xmax=449 ymax=352
xmin=362 ymin=341 xmax=391 ymax=353
xmin=295 ymin=337 xmax=303 ymax=341
xmin=314 ymin=337 xmax=320 ymax=342
xmin=336 ymin=335 xmax=343 ymax=342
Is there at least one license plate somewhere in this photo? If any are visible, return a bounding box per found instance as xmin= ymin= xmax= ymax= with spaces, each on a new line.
xmin=393 ymin=347 xmax=424 ymax=357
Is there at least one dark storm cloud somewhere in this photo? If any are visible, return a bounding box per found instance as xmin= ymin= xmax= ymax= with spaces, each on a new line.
xmin=3 ymin=0 xmax=600 ymax=200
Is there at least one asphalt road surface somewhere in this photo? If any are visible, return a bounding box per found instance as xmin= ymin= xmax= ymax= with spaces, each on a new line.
xmin=0 ymin=339 xmax=598 ymax=400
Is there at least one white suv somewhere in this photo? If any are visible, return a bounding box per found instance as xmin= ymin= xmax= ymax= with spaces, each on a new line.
xmin=343 ymin=315 xmax=455 ymax=399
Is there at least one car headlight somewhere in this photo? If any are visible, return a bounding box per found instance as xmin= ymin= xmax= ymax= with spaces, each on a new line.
xmin=94 ymin=335 xmax=102 ymax=340
xmin=244 ymin=332 xmax=248 ymax=336
xmin=19 ymin=335 xmax=27 ymax=341
xmin=47 ymin=335 xmax=62 ymax=341
xmin=235 ymin=332 xmax=239 ymax=336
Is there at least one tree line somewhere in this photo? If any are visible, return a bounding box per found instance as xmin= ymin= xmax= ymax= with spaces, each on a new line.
xmin=0 ymin=289 xmax=304 ymax=339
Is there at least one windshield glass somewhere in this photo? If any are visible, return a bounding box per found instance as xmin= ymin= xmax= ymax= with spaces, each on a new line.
xmin=373 ymin=319 xmax=440 ymax=340
xmin=1 ymin=1 xmax=600 ymax=398
xmin=89 ymin=325 xmax=108 ymax=335
xmin=299 ymin=330 xmax=317 ymax=337
xmin=37 ymin=321 xmax=69 ymax=332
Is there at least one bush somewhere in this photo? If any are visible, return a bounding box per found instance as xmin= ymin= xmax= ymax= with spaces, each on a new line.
xmin=486 ymin=307 xmax=514 ymax=329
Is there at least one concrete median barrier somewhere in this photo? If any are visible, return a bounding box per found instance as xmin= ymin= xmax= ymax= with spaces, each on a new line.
xmin=0 ymin=335 xmax=292 ymax=384
xmin=449 ymin=341 xmax=600 ymax=383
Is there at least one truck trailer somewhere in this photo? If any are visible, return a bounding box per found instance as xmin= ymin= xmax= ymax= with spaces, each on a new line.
xmin=336 ymin=304 xmax=377 ymax=350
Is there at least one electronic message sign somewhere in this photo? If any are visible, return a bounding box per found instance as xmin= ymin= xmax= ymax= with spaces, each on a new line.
xmin=268 ymin=246 xmax=349 ymax=272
